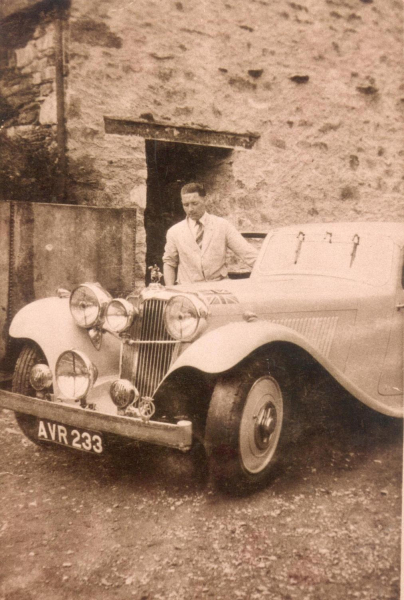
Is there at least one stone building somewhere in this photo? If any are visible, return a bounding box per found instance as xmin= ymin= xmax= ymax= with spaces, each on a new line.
xmin=0 ymin=0 xmax=403 ymax=283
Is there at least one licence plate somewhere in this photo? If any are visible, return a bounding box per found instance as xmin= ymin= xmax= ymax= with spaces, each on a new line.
xmin=37 ymin=419 xmax=104 ymax=454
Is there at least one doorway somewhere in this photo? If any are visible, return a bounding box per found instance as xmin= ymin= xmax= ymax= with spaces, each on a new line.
xmin=144 ymin=140 xmax=232 ymax=279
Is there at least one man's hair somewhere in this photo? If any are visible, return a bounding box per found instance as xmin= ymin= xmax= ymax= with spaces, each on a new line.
xmin=181 ymin=182 xmax=206 ymax=197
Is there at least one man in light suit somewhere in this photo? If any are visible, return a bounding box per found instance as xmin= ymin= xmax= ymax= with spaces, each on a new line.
xmin=163 ymin=182 xmax=258 ymax=285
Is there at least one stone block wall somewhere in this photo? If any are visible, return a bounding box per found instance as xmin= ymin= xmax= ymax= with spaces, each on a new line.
xmin=1 ymin=0 xmax=403 ymax=283
xmin=65 ymin=0 xmax=404 ymax=236
xmin=0 ymin=0 xmax=59 ymax=202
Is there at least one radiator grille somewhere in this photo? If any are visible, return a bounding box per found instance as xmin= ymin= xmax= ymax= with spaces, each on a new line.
xmin=120 ymin=299 xmax=175 ymax=397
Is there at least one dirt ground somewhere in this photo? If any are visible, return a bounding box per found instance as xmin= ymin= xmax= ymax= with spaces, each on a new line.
xmin=0 ymin=378 xmax=402 ymax=600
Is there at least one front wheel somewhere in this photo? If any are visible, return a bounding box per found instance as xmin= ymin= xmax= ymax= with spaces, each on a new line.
xmin=12 ymin=342 xmax=50 ymax=445
xmin=204 ymin=354 xmax=290 ymax=491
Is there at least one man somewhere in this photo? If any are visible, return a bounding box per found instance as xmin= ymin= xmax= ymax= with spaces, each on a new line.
xmin=163 ymin=182 xmax=258 ymax=285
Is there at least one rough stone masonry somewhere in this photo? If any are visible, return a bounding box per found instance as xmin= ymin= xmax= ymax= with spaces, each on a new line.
xmin=0 ymin=0 xmax=403 ymax=282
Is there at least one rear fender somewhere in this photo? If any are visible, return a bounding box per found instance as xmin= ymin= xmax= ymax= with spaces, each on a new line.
xmin=164 ymin=321 xmax=402 ymax=418
xmin=9 ymin=297 xmax=120 ymax=378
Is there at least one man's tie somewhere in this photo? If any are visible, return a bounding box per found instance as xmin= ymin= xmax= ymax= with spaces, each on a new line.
xmin=195 ymin=220 xmax=204 ymax=250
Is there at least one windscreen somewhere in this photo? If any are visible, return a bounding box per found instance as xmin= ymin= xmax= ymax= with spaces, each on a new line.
xmin=257 ymin=232 xmax=394 ymax=286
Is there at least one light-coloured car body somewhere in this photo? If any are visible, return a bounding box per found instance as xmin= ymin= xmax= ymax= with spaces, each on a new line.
xmin=165 ymin=221 xmax=404 ymax=417
xmin=1 ymin=221 xmax=403 ymax=475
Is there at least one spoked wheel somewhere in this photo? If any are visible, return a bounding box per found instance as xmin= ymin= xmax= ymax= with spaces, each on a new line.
xmin=12 ymin=342 xmax=50 ymax=445
xmin=205 ymin=353 xmax=290 ymax=492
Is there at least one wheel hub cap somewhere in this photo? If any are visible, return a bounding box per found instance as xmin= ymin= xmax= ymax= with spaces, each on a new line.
xmin=254 ymin=402 xmax=277 ymax=450
xmin=239 ymin=376 xmax=283 ymax=475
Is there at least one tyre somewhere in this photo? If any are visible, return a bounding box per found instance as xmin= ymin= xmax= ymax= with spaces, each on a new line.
xmin=204 ymin=352 xmax=291 ymax=492
xmin=12 ymin=342 xmax=50 ymax=445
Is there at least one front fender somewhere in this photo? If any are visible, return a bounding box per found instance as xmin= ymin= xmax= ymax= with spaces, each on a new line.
xmin=164 ymin=320 xmax=402 ymax=418
xmin=9 ymin=297 xmax=120 ymax=378
xmin=167 ymin=321 xmax=324 ymax=375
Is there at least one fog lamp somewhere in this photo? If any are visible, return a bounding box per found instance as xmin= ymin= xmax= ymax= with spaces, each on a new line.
xmin=55 ymin=350 xmax=98 ymax=401
xmin=30 ymin=364 xmax=53 ymax=391
xmin=110 ymin=379 xmax=139 ymax=409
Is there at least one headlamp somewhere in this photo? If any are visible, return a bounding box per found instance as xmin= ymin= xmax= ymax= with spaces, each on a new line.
xmin=164 ymin=295 xmax=208 ymax=341
xmin=105 ymin=299 xmax=138 ymax=333
xmin=69 ymin=283 xmax=111 ymax=329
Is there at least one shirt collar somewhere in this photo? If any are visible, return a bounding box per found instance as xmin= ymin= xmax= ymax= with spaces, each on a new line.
xmin=188 ymin=212 xmax=207 ymax=226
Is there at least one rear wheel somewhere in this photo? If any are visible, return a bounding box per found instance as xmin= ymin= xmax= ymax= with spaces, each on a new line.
xmin=205 ymin=352 xmax=290 ymax=492
xmin=12 ymin=342 xmax=50 ymax=445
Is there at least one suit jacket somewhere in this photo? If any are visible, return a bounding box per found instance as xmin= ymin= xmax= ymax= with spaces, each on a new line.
xmin=163 ymin=213 xmax=258 ymax=284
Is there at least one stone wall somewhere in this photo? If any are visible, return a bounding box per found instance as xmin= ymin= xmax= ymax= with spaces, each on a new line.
xmin=0 ymin=0 xmax=60 ymax=202
xmin=65 ymin=0 xmax=404 ymax=234
xmin=2 ymin=0 xmax=403 ymax=283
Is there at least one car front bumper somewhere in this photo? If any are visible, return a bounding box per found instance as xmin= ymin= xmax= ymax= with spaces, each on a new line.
xmin=0 ymin=390 xmax=193 ymax=451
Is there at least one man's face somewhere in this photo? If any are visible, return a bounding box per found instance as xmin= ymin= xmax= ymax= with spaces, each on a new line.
xmin=181 ymin=192 xmax=206 ymax=221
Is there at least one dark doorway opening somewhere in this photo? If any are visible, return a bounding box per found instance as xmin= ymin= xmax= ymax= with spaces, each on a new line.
xmin=144 ymin=140 xmax=232 ymax=280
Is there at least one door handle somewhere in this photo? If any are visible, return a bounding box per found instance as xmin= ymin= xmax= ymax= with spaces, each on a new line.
xmin=397 ymin=304 xmax=404 ymax=310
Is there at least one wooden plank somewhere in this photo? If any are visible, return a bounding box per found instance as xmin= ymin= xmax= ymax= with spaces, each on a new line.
xmin=0 ymin=202 xmax=10 ymax=366
xmin=12 ymin=202 xmax=137 ymax=306
xmin=104 ymin=117 xmax=260 ymax=149
xmin=12 ymin=202 xmax=35 ymax=312
xmin=0 ymin=202 xmax=137 ymax=366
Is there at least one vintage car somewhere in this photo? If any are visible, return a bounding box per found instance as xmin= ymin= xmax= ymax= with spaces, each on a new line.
xmin=0 ymin=221 xmax=403 ymax=490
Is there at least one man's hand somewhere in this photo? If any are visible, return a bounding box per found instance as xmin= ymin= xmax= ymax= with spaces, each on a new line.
xmin=163 ymin=263 xmax=176 ymax=286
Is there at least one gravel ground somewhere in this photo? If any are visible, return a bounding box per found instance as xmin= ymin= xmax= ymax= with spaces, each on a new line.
xmin=0 ymin=377 xmax=402 ymax=600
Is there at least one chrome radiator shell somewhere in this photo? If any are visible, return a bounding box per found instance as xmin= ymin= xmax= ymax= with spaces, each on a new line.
xmin=120 ymin=298 xmax=175 ymax=397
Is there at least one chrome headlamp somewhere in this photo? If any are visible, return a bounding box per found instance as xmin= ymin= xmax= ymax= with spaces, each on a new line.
xmin=69 ymin=283 xmax=111 ymax=329
xmin=105 ymin=299 xmax=138 ymax=333
xmin=55 ymin=350 xmax=98 ymax=401
xmin=164 ymin=294 xmax=208 ymax=341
